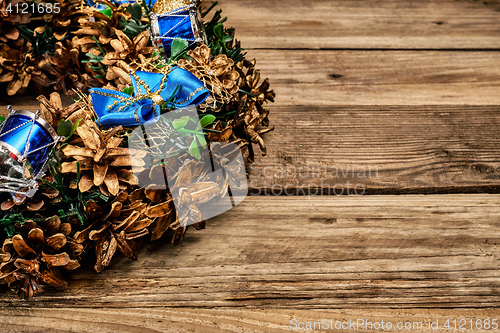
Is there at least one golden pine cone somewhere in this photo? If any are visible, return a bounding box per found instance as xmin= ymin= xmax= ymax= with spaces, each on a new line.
xmin=60 ymin=120 xmax=147 ymax=196
xmin=177 ymin=44 xmax=240 ymax=112
xmin=72 ymin=190 xmax=154 ymax=272
xmin=0 ymin=218 xmax=82 ymax=299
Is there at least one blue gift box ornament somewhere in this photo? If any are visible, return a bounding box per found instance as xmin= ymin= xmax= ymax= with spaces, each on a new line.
xmin=149 ymin=0 xmax=206 ymax=58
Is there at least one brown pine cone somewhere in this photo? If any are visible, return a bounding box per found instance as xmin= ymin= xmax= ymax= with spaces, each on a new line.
xmin=0 ymin=0 xmax=30 ymax=43
xmin=73 ymin=191 xmax=154 ymax=273
xmin=60 ymin=120 xmax=146 ymax=196
xmin=0 ymin=218 xmax=82 ymax=299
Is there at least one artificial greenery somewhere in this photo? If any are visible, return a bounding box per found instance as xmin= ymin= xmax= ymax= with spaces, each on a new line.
xmin=201 ymin=3 xmax=246 ymax=63
xmin=18 ymin=25 xmax=60 ymax=57
xmin=120 ymin=3 xmax=149 ymax=38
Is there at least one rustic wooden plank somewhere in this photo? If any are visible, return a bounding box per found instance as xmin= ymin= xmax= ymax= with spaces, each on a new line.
xmin=2 ymin=50 xmax=500 ymax=108
xmin=4 ymin=105 xmax=500 ymax=193
xmin=249 ymin=105 xmax=500 ymax=194
xmin=246 ymin=49 xmax=500 ymax=106
xmin=0 ymin=195 xmax=499 ymax=310
xmin=0 ymin=307 xmax=499 ymax=332
xmin=218 ymin=0 xmax=500 ymax=50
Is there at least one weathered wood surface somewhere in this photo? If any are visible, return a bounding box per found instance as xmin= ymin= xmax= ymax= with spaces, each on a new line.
xmin=0 ymin=0 xmax=500 ymax=330
xmin=6 ymin=103 xmax=500 ymax=194
xmin=3 ymin=51 xmax=500 ymax=193
xmin=219 ymin=0 xmax=500 ymax=50
xmin=0 ymin=195 xmax=500 ymax=331
xmin=249 ymin=105 xmax=500 ymax=194
xmin=1 ymin=308 xmax=500 ymax=332
xmin=3 ymin=50 xmax=500 ymax=107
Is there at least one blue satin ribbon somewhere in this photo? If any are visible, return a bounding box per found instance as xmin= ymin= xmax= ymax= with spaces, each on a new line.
xmin=89 ymin=67 xmax=209 ymax=127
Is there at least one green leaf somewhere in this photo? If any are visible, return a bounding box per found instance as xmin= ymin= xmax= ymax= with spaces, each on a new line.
xmin=172 ymin=116 xmax=189 ymax=130
xmin=83 ymin=54 xmax=103 ymax=62
xmin=199 ymin=114 xmax=216 ymax=128
xmin=214 ymin=23 xmax=223 ymax=39
xmin=68 ymin=119 xmax=81 ymax=140
xmin=17 ymin=25 xmax=35 ymax=45
xmin=57 ymin=119 xmax=73 ymax=137
xmin=142 ymin=0 xmax=151 ymax=15
xmin=0 ymin=115 xmax=5 ymax=123
xmin=197 ymin=134 xmax=207 ymax=149
xmin=127 ymin=3 xmax=143 ymax=21
xmin=122 ymin=86 xmax=134 ymax=95
xmin=170 ymin=38 xmax=189 ymax=60
xmin=201 ymin=1 xmax=217 ymax=18
xmin=222 ymin=35 xmax=233 ymax=43
xmin=188 ymin=138 xmax=201 ymax=159
xmin=123 ymin=24 xmax=141 ymax=37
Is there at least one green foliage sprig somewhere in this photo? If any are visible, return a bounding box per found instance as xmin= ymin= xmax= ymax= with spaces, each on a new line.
xmin=202 ymin=3 xmax=246 ymax=63
xmin=18 ymin=25 xmax=60 ymax=57
xmin=120 ymin=3 xmax=149 ymax=39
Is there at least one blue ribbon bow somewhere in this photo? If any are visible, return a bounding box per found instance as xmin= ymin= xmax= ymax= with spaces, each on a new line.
xmin=89 ymin=67 xmax=209 ymax=127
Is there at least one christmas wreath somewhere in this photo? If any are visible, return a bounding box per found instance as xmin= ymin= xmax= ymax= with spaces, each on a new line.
xmin=0 ymin=0 xmax=274 ymax=298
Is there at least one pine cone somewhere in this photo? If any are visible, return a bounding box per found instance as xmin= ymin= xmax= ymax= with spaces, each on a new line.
xmin=0 ymin=218 xmax=82 ymax=299
xmin=60 ymin=120 xmax=146 ymax=196
xmin=30 ymin=40 xmax=87 ymax=94
xmin=73 ymin=191 xmax=153 ymax=272
xmin=177 ymin=44 xmax=240 ymax=112
xmin=230 ymin=59 xmax=275 ymax=161
xmin=0 ymin=0 xmax=30 ymax=43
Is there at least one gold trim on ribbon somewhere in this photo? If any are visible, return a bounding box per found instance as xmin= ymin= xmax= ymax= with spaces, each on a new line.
xmin=176 ymin=86 xmax=204 ymax=105
xmin=149 ymin=93 xmax=165 ymax=106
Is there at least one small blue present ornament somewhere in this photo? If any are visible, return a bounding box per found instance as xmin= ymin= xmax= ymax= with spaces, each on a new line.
xmin=149 ymin=0 xmax=206 ymax=58
xmin=0 ymin=107 xmax=63 ymax=200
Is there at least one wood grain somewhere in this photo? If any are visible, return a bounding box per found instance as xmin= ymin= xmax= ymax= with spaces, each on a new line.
xmin=0 ymin=195 xmax=499 ymax=331
xmin=0 ymin=308 xmax=499 ymax=332
xmin=217 ymin=0 xmax=500 ymax=50
xmin=4 ymin=107 xmax=500 ymax=193
xmin=0 ymin=0 xmax=499 ymax=329
xmin=2 ymin=50 xmax=500 ymax=108
xmin=246 ymin=49 xmax=500 ymax=106
xmin=249 ymin=105 xmax=500 ymax=194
